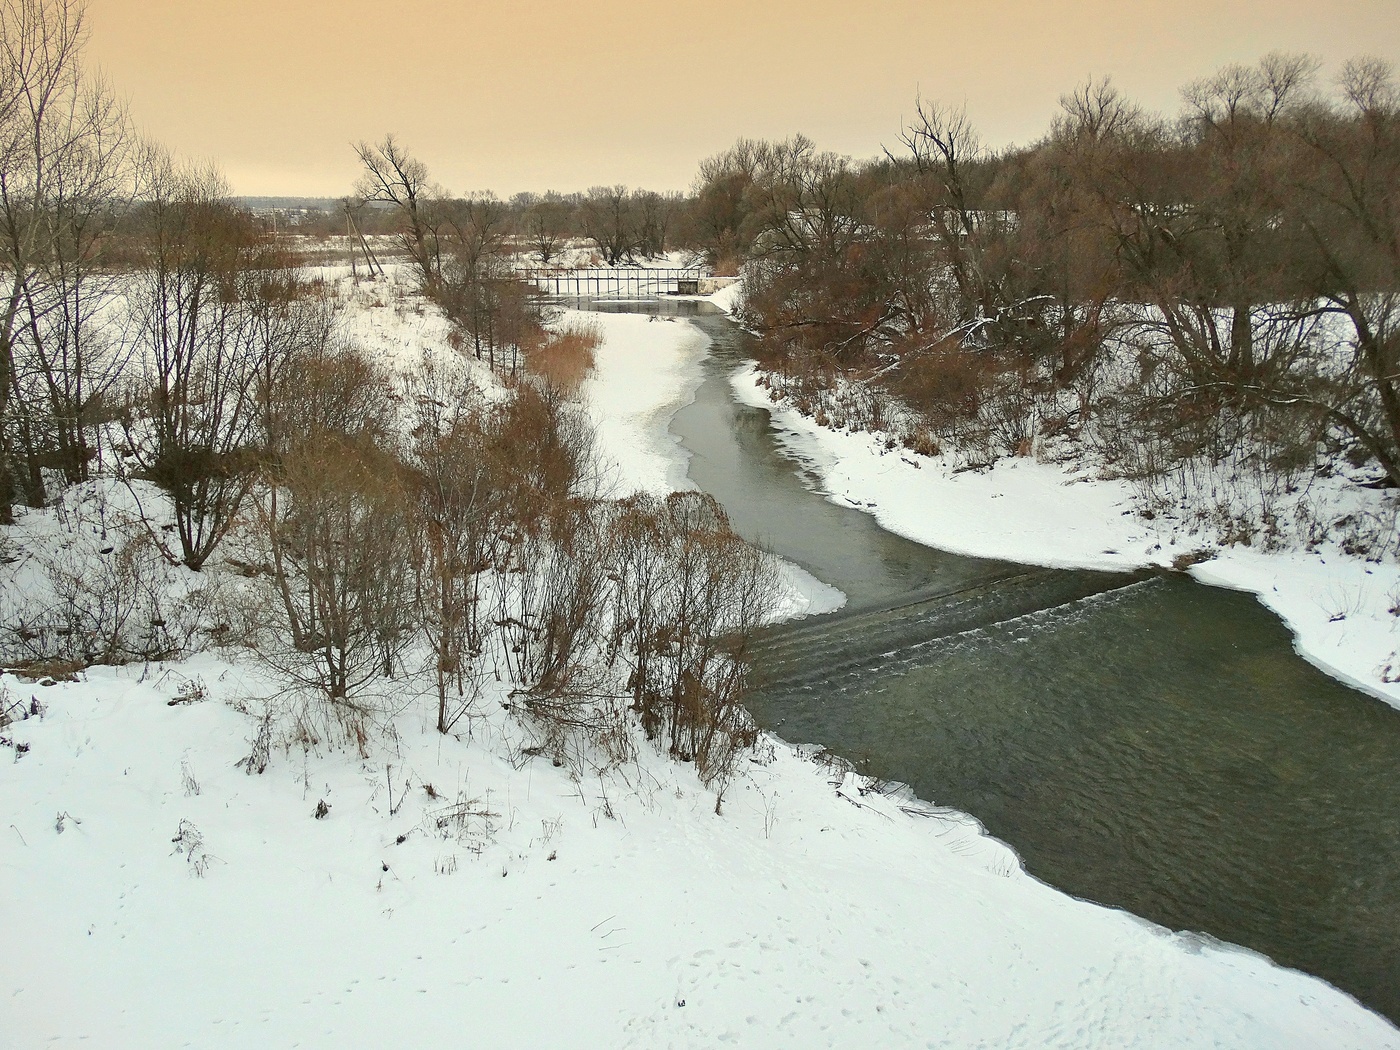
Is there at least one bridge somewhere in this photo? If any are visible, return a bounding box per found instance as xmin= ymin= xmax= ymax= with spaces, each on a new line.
xmin=518 ymin=266 xmax=713 ymax=298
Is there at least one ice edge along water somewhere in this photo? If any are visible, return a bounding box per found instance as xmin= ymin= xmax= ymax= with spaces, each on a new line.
xmin=724 ymin=354 xmax=1400 ymax=715
xmin=575 ymin=305 xmax=845 ymax=622
xmin=576 ymin=289 xmax=1398 ymax=1042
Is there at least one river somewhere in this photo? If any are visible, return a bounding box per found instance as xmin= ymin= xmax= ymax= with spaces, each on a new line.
xmin=586 ymin=297 xmax=1400 ymax=1025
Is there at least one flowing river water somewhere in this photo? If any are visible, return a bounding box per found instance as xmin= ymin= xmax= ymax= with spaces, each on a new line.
xmin=588 ymin=298 xmax=1400 ymax=1024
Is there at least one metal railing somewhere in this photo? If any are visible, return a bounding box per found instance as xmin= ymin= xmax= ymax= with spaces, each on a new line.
xmin=517 ymin=267 xmax=709 ymax=298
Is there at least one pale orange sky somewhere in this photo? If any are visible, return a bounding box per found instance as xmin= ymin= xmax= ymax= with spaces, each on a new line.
xmin=85 ymin=0 xmax=1400 ymax=198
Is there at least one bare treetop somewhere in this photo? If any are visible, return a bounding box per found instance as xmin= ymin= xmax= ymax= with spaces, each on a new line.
xmin=353 ymin=134 xmax=436 ymax=209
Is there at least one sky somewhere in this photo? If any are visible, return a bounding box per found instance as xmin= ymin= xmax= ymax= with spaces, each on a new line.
xmin=84 ymin=0 xmax=1400 ymax=199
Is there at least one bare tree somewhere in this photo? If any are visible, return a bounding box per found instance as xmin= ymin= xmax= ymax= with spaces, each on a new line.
xmin=631 ymin=189 xmax=678 ymax=258
xmin=580 ymin=185 xmax=639 ymax=265
xmin=353 ymin=144 xmax=544 ymax=373
xmin=1284 ymin=57 xmax=1400 ymax=484
xmin=684 ymin=138 xmax=771 ymax=269
xmin=437 ymin=192 xmax=513 ymax=365
xmin=122 ymin=159 xmax=324 ymax=569
xmin=404 ymin=356 xmax=494 ymax=733
xmin=1176 ymin=53 xmax=1320 ymax=383
xmin=898 ymin=100 xmax=986 ymax=311
xmin=254 ymin=431 xmax=415 ymax=707
xmin=521 ymin=192 xmax=571 ymax=264
xmin=607 ymin=492 xmax=776 ymax=797
xmin=0 ymin=0 xmax=134 ymax=518
xmin=353 ymin=134 xmax=440 ymax=290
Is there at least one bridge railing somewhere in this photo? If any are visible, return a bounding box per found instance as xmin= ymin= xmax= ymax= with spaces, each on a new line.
xmin=517 ymin=267 xmax=709 ymax=298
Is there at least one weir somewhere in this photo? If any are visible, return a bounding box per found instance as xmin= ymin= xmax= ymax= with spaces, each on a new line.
xmin=751 ymin=567 xmax=1153 ymax=699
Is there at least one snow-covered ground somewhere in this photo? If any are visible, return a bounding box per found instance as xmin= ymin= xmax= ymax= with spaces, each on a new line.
xmin=579 ymin=310 xmax=708 ymax=498
xmin=6 ymin=657 xmax=1395 ymax=1049
xmin=3 ymin=273 xmax=1397 ymax=1048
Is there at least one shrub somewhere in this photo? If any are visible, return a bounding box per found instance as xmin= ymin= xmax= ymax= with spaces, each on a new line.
xmin=523 ymin=319 xmax=601 ymax=394
xmin=0 ymin=485 xmax=221 ymax=667
xmin=607 ymin=492 xmax=778 ymax=795
xmin=249 ymin=432 xmax=415 ymax=708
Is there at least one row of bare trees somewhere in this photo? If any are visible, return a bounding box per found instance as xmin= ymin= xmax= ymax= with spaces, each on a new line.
xmin=353 ymin=136 xmax=535 ymax=369
xmin=709 ymin=55 xmax=1400 ymax=545
xmin=352 ymin=136 xmax=681 ymax=273
xmin=331 ymin=171 xmax=686 ymax=269
xmin=0 ymin=0 xmax=333 ymax=562
xmin=2 ymin=308 xmax=775 ymax=789
xmin=349 ymin=137 xmax=694 ymax=375
xmin=0 ymin=0 xmax=135 ymax=518
xmin=123 ymin=164 xmax=335 ymax=570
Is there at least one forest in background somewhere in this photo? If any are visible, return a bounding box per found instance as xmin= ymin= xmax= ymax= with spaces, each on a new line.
xmin=248 ymin=54 xmax=1400 ymax=559
xmin=684 ymin=56 xmax=1400 ymax=558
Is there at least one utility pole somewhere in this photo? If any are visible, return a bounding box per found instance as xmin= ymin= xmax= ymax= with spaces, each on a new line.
xmin=342 ymin=198 xmax=384 ymax=280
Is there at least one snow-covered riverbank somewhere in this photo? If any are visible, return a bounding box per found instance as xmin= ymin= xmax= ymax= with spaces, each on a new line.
xmin=8 ymin=652 xmax=1396 ymax=1049
xmin=726 ymin=348 xmax=1400 ymax=712
xmin=3 ymin=277 xmax=1397 ymax=1048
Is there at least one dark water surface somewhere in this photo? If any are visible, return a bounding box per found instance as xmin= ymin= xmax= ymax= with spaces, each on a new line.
xmin=587 ymin=298 xmax=1400 ymax=1025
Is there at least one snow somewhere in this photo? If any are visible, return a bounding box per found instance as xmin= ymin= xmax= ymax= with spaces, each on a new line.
xmin=578 ymin=310 xmax=709 ymax=497
xmin=706 ymin=279 xmax=745 ymax=316
xmin=574 ymin=306 xmax=844 ymax=622
xmin=2 ymin=274 xmax=1397 ymax=1048
xmin=732 ymin=365 xmax=1159 ymax=572
xmin=5 ymin=662 xmax=1396 ymax=1049
xmin=765 ymin=555 xmax=847 ymax=622
xmin=1191 ymin=551 xmax=1400 ymax=703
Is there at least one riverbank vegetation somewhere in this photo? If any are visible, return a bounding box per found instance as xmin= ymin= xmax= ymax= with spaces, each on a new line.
xmin=689 ymin=56 xmax=1400 ymax=559
xmin=8 ymin=3 xmax=1400 ymax=1044
xmin=6 ymin=0 xmax=1394 ymax=786
xmin=248 ymin=57 xmax=1400 ymax=561
xmin=5 ymin=0 xmax=1396 ymax=768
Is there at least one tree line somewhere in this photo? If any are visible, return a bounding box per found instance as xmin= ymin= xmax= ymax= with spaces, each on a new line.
xmin=686 ymin=55 xmax=1400 ymax=550
xmin=299 ymin=173 xmax=687 ymax=268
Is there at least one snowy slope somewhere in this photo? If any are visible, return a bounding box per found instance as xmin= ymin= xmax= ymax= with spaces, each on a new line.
xmin=3 ymin=661 xmax=1396 ymax=1049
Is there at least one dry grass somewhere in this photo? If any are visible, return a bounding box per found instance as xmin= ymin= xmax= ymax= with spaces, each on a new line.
xmin=713 ymin=255 xmax=743 ymax=278
xmin=524 ymin=319 xmax=602 ymax=394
